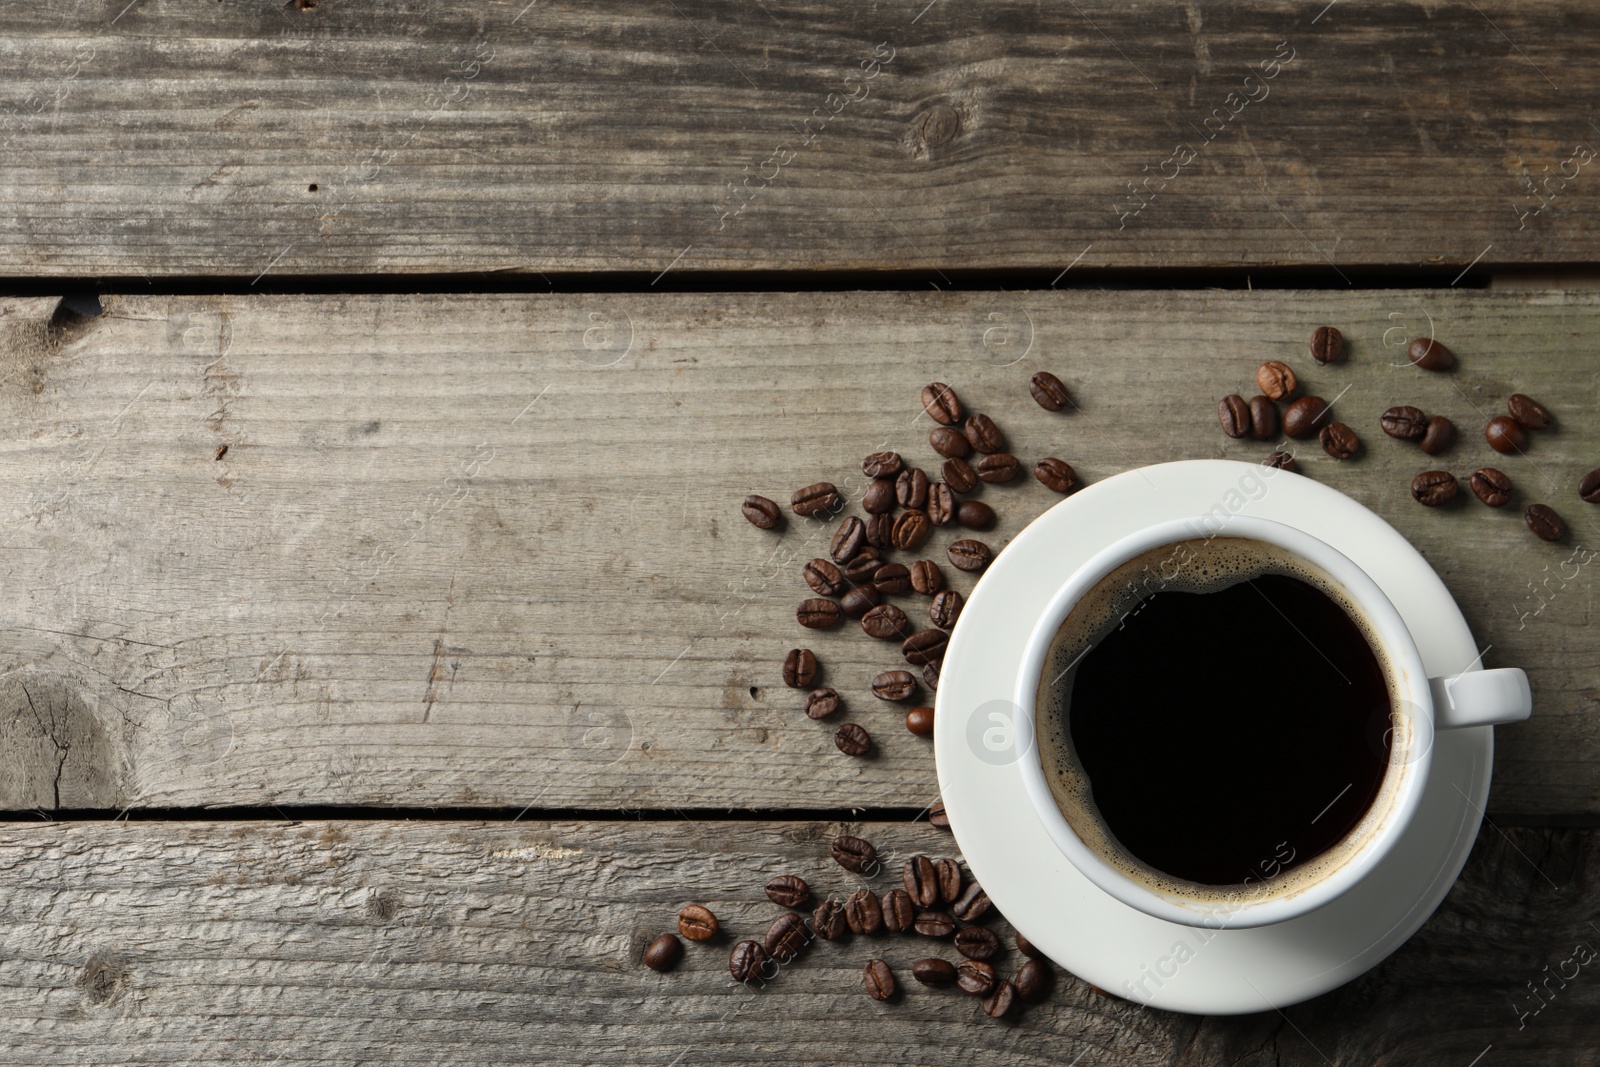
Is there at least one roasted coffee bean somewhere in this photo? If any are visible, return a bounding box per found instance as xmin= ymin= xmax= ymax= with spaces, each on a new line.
xmin=882 ymin=888 xmax=915 ymax=933
xmin=927 ymin=483 xmax=955 ymax=526
xmin=1411 ymin=470 xmax=1458 ymax=507
xmin=644 ymin=933 xmax=683 ymax=972
xmin=728 ymin=940 xmax=769 ymax=984
xmin=922 ymin=382 xmax=964 ymax=425
xmin=830 ymin=515 xmax=866 ymax=563
xmin=1319 ymin=421 xmax=1359 ymax=460
xmin=1509 ymin=393 xmax=1552 ymax=430
xmin=864 ymin=512 xmax=894 ymax=550
xmin=797 ymin=598 xmax=842 ymax=629
xmin=1580 ymin=467 xmax=1600 ymax=503
xmin=679 ymin=904 xmax=719 ymax=941
xmin=834 ymin=722 xmax=872 ymax=756
xmin=845 ymin=888 xmax=883 ymax=935
xmin=742 ymin=495 xmax=782 ymax=530
xmin=842 ymin=550 xmax=881 ymax=584
xmin=1034 ymin=457 xmax=1078 ymax=494
xmin=803 ymin=558 xmax=846 ymax=597
xmin=902 ymin=628 xmax=949 ymax=666
xmin=1014 ymin=959 xmax=1052 ymax=1002
xmin=942 ymin=457 xmax=978 ymax=493
xmin=812 ymin=899 xmax=848 ymax=941
xmin=782 ymin=648 xmax=818 ymax=688
xmin=872 ymin=669 xmax=918 ymax=702
xmin=914 ymin=911 xmax=956 ymax=938
xmin=1380 ymin=405 xmax=1428 ymax=441
xmin=952 ymin=882 xmax=991 ymax=922
xmin=957 ymin=959 xmax=996 ymax=995
xmin=1029 ymin=371 xmax=1073 ymax=411
xmin=831 ymin=834 xmax=877 ymax=873
xmin=1526 ymin=503 xmax=1566 ymax=542
xmin=956 ymin=926 xmax=1001 ymax=961
xmin=922 ymin=661 xmax=940 ymax=691
xmin=930 ymin=426 xmax=972 ymax=460
xmin=929 ymin=589 xmax=964 ymax=629
xmin=1309 ymin=325 xmax=1344 ymax=365
xmin=1217 ymin=395 xmax=1251 ymax=439
xmin=1469 ymin=467 xmax=1512 ymax=507
xmin=1408 ymin=337 xmax=1455 ymax=371
xmin=964 ymin=413 xmax=1005 ymax=454
xmin=1015 ymin=931 xmax=1043 ymax=960
xmin=1486 ymin=415 xmax=1528 ymax=455
xmin=862 ymin=604 xmax=912 ymax=640
xmin=892 ymin=509 xmax=932 ymax=551
xmin=766 ymin=875 xmax=811 ymax=909
xmin=863 ymin=959 xmax=897 ymax=1001
xmin=976 ymin=453 xmax=1021 ymax=484
xmin=1262 ymin=450 xmax=1296 ymax=472
xmin=910 ymin=560 xmax=944 ymax=595
xmin=863 ymin=478 xmax=898 ymax=515
xmin=935 ymin=858 xmax=962 ymax=903
xmin=1419 ymin=415 xmax=1455 ymax=456
xmin=912 ymin=958 xmax=958 ymax=986
xmin=765 ymin=912 xmax=810 ymax=962
xmin=791 ymin=482 xmax=841 ymax=518
xmin=1249 ymin=396 xmax=1279 ymax=441
xmin=1283 ymin=395 xmax=1329 ymax=439
xmin=948 ymin=539 xmax=993 ymax=573
xmin=862 ymin=451 xmax=904 ymax=479
xmin=873 ymin=562 xmax=911 ymax=595
xmin=928 ymin=801 xmax=950 ymax=828
xmin=904 ymin=855 xmax=939 ymax=908
xmin=839 ymin=585 xmax=882 ymax=618
xmin=983 ymin=980 xmax=1019 ymax=1019
xmin=957 ymin=500 xmax=996 ymax=531
xmin=896 ymin=467 xmax=929 ymax=510
xmin=906 ymin=706 xmax=934 ymax=737
xmin=1256 ymin=361 xmax=1297 ymax=400
xmin=805 ymin=688 xmax=841 ymax=720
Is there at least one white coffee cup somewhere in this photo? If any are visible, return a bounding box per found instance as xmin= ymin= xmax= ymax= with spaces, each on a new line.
xmin=1012 ymin=515 xmax=1530 ymax=929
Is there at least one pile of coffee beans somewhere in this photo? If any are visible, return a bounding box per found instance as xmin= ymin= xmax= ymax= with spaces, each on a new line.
xmin=1217 ymin=330 xmax=1360 ymax=465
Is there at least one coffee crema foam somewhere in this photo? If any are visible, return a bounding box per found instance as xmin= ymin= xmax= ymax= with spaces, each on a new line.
xmin=1034 ymin=536 xmax=1412 ymax=908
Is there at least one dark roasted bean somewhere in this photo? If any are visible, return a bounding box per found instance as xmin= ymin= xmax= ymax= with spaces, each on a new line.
xmin=791 ymin=481 xmax=841 ymax=518
xmin=983 ymin=980 xmax=1018 ymax=1018
xmin=862 ymin=604 xmax=912 ymax=640
xmin=872 ymin=669 xmax=918 ymax=702
xmin=1015 ymin=931 xmax=1043 ymax=960
xmin=1411 ymin=470 xmax=1458 ymax=507
xmin=873 ymin=562 xmax=911 ymax=595
xmin=863 ymin=959 xmax=897 ymax=1001
xmin=912 ymin=958 xmax=958 ymax=986
xmin=906 ymin=706 xmax=934 ymax=737
xmin=679 ymin=904 xmax=719 ymax=941
xmin=1262 ymin=450 xmax=1295 ymax=472
xmin=1419 ymin=415 xmax=1454 ymax=456
xmin=644 ymin=933 xmax=683 ymax=971
xmin=914 ymin=910 xmax=956 ymax=938
xmin=864 ymin=512 xmax=894 ymax=550
xmin=1509 ymin=393 xmax=1552 ymax=430
xmin=922 ymin=382 xmax=963 ymax=425
xmin=926 ymin=482 xmax=955 ymax=526
xmin=845 ymin=888 xmax=883 ymax=934
xmin=976 ymin=453 xmax=1021 ymax=484
xmin=1380 ymin=405 xmax=1428 ymax=441
xmin=930 ymin=426 xmax=971 ymax=460
xmin=782 ymin=648 xmax=818 ymax=688
xmin=1310 ymin=325 xmax=1344 ymax=365
xmin=1014 ymin=959 xmax=1052 ymax=1002
xmin=935 ymin=858 xmax=962 ymax=903
xmin=842 ymin=550 xmax=881 ymax=584
xmin=957 ymin=959 xmax=996 ymax=995
xmin=1282 ymin=395 xmax=1328 ymax=439
xmin=882 ymin=888 xmax=915 ymax=933
xmin=892 ymin=509 xmax=932 ymax=551
xmin=922 ymin=661 xmax=940 ymax=691
xmin=904 ymin=855 xmax=939 ymax=908
xmin=1249 ymin=396 xmax=1279 ymax=441
xmin=766 ymin=875 xmax=811 ymax=909
xmin=839 ymin=585 xmax=882 ymax=618
xmin=1029 ymin=371 xmax=1073 ymax=411
xmin=765 ymin=912 xmax=810 ymax=962
xmin=896 ymin=467 xmax=929 ymax=509
xmin=1526 ymin=503 xmax=1566 ymax=542
xmin=952 ymin=882 xmax=991 ymax=922
xmin=928 ymin=801 xmax=950 ymax=828
xmin=835 ymin=722 xmax=872 ymax=756
xmin=957 ymin=500 xmax=996 ymax=531
xmin=1034 ymin=457 xmax=1078 ymax=494
xmin=863 ymin=451 xmax=903 ymax=479
xmin=964 ymin=413 xmax=1005 ymax=454
xmin=812 ymin=899 xmax=848 ymax=941
xmin=1486 ymin=415 xmax=1528 ymax=455
xmin=1218 ymin=395 xmax=1251 ymax=439
xmin=1408 ymin=337 xmax=1455 ymax=371
xmin=1256 ymin=361 xmax=1296 ymax=400
xmin=804 ymin=688 xmax=841 ymax=720
xmin=728 ymin=940 xmax=769 ymax=984
xmin=742 ymin=495 xmax=782 ymax=530
xmin=829 ymin=516 xmax=866 ymax=563
xmin=863 ymin=477 xmax=898 ymax=515
xmin=1319 ymin=421 xmax=1359 ymax=460
xmin=909 ymin=560 xmax=944 ymax=595
xmin=902 ymin=628 xmax=949 ymax=666
xmin=1470 ymin=467 xmax=1512 ymax=507
xmin=929 ymin=589 xmax=964 ymax=629
xmin=1580 ymin=468 xmax=1600 ymax=503
xmin=942 ymin=456 xmax=978 ymax=493
xmin=797 ymin=599 xmax=842 ymax=629
xmin=831 ymin=834 xmax=877 ymax=873
xmin=948 ymin=539 xmax=992 ymax=573
xmin=955 ymin=925 xmax=1001 ymax=961
xmin=803 ymin=558 xmax=846 ymax=597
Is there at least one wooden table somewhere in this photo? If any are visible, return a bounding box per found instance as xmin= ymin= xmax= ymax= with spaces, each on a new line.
xmin=2 ymin=3 xmax=1598 ymax=1064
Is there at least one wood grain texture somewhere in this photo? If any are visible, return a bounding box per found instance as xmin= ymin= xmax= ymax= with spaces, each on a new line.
xmin=0 ymin=1 xmax=1597 ymax=276
xmin=0 ymin=819 xmax=1594 ymax=1065
xmin=0 ymin=289 xmax=1595 ymax=814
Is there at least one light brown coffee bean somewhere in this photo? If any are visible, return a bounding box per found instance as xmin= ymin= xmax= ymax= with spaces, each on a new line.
xmin=1256 ymin=360 xmax=1297 ymax=400
xmin=678 ymin=904 xmax=719 ymax=941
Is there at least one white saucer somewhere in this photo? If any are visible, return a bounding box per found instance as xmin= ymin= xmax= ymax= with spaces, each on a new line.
xmin=933 ymin=460 xmax=1494 ymax=1016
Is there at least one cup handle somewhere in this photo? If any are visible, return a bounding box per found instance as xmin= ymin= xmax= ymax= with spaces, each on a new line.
xmin=1429 ymin=668 xmax=1532 ymax=730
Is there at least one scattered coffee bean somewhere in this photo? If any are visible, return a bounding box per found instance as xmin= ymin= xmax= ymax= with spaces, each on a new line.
xmin=1262 ymin=450 xmax=1295 ymax=472
xmin=922 ymin=382 xmax=963 ymax=425
xmin=926 ymin=483 xmax=955 ymax=526
xmin=644 ymin=933 xmax=683 ymax=972
xmin=943 ymin=456 xmax=978 ymax=493
xmin=1486 ymin=415 xmax=1528 ymax=455
xmin=1257 ymin=361 xmax=1297 ymax=400
xmin=1014 ymin=959 xmax=1052 ymax=1002
xmin=803 ymin=559 xmax=846 ymax=597
xmin=831 ymin=834 xmax=877 ymax=873
xmin=948 ymin=539 xmax=993 ymax=573
xmin=964 ymin=413 xmax=1005 ymax=454
xmin=1380 ymin=405 xmax=1428 ymax=441
xmin=930 ymin=426 xmax=972 ymax=460
xmin=956 ymin=499 xmax=996 ymax=531
xmin=914 ymin=911 xmax=956 ymax=938
xmin=728 ymin=940 xmax=769 ymax=984
xmin=957 ymin=959 xmax=997 ymax=996
xmin=1419 ymin=415 xmax=1455 ymax=456
xmin=1282 ymin=395 xmax=1329 ymax=439
xmin=896 ymin=467 xmax=929 ymax=509
xmin=1310 ymin=326 xmax=1344 ymax=365
xmin=834 ymin=722 xmax=872 ymax=756
xmin=782 ymin=648 xmax=818 ymax=688
xmin=845 ymin=888 xmax=884 ymax=935
xmin=1469 ymin=467 xmax=1512 ymax=507
xmin=955 ymin=925 xmax=1001 ymax=961
xmin=873 ymin=563 xmax=911 ymax=595
xmin=1034 ymin=457 xmax=1078 ymax=494
xmin=742 ymin=495 xmax=782 ymax=530
xmin=904 ymin=856 xmax=939 ymax=908
xmin=928 ymin=801 xmax=950 ymax=828
xmin=805 ymin=688 xmax=841 ymax=720
xmin=797 ymin=598 xmax=842 ymax=629
xmin=1580 ymin=467 xmax=1600 ymax=503
xmin=872 ymin=670 xmax=918 ymax=702
xmin=863 ymin=478 xmax=897 ymax=515
xmin=1217 ymin=395 xmax=1251 ymax=439
xmin=892 ymin=509 xmax=932 ymax=551
xmin=829 ymin=516 xmax=866 ymax=563
xmin=863 ymin=959 xmax=897 ymax=1001
xmin=862 ymin=604 xmax=912 ymax=640
xmin=1508 ymin=393 xmax=1552 ymax=430
xmin=842 ymin=551 xmax=881 ymax=584
xmin=812 ymin=899 xmax=848 ymax=941
xmin=765 ymin=912 xmax=810 ymax=962
xmin=910 ymin=560 xmax=944 ymax=595
xmin=906 ymin=706 xmax=934 ymax=737
xmin=913 ymin=958 xmax=958 ymax=986
xmin=902 ymin=628 xmax=949 ymax=666
xmin=862 ymin=451 xmax=903 ymax=479
xmin=952 ymin=882 xmax=992 ymax=922
xmin=1249 ymin=396 xmax=1280 ymax=441
xmin=935 ymin=858 xmax=962 ymax=903
xmin=975 ymin=453 xmax=1021 ymax=484
xmin=882 ymin=887 xmax=915 ymax=933
xmin=1029 ymin=371 xmax=1073 ymax=411
xmin=766 ymin=876 xmax=811 ymax=909
xmin=983 ymin=980 xmax=1019 ymax=1019
xmin=1411 ymin=470 xmax=1458 ymax=507
xmin=1015 ymin=931 xmax=1043 ymax=959
xmin=1319 ymin=421 xmax=1359 ymax=460
xmin=1526 ymin=503 xmax=1566 ymax=542
xmin=791 ymin=482 xmax=841 ymax=518
xmin=922 ymin=661 xmax=940 ymax=691
xmin=864 ymin=510 xmax=894 ymax=549
xmin=679 ymin=904 xmax=719 ymax=941
xmin=1408 ymin=337 xmax=1455 ymax=372
xmin=929 ymin=589 xmax=964 ymax=629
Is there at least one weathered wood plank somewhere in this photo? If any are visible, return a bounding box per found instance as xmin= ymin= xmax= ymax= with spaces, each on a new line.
xmin=0 ymin=1 xmax=1597 ymax=275
xmin=0 ymin=289 xmax=1595 ymax=813
xmin=0 ymin=819 xmax=1594 ymax=1065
